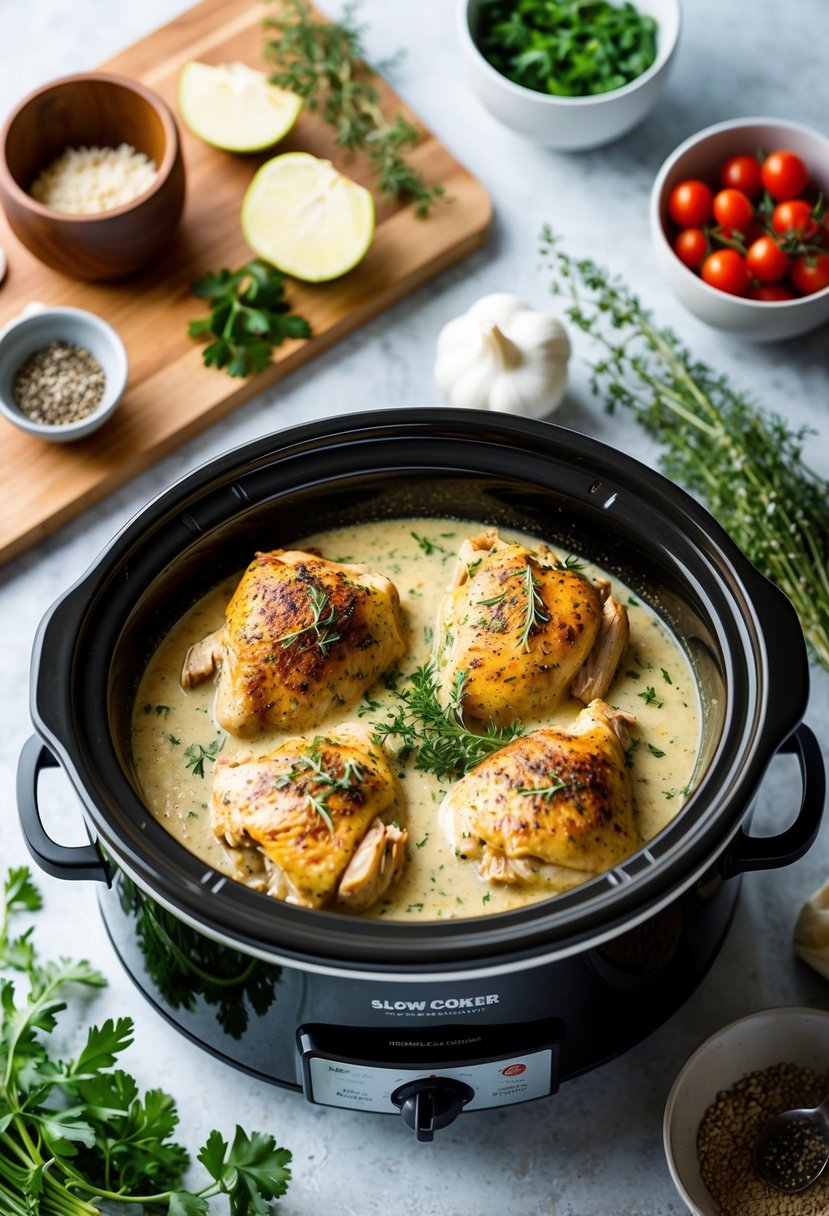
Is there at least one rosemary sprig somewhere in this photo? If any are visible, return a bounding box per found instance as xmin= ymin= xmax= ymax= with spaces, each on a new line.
xmin=517 ymin=770 xmax=568 ymax=799
xmin=372 ymin=663 xmax=523 ymax=780
xmin=264 ymin=0 xmax=446 ymax=216
xmin=518 ymin=563 xmax=551 ymax=652
xmin=275 ymin=738 xmax=364 ymax=831
xmin=277 ymin=584 xmax=342 ymax=654
xmin=541 ymin=228 xmax=829 ymax=669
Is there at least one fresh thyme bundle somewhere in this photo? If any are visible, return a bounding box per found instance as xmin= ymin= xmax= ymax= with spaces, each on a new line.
xmin=263 ymin=0 xmax=446 ymax=216
xmin=541 ymin=227 xmax=829 ymax=669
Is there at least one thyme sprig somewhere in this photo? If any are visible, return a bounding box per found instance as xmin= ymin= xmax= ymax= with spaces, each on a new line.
xmin=518 ymin=563 xmax=551 ymax=652
xmin=275 ymin=738 xmax=364 ymax=832
xmin=277 ymin=584 xmax=342 ymax=655
xmin=372 ymin=663 xmax=523 ymax=780
xmin=264 ymin=0 xmax=446 ymax=216
xmin=541 ymin=228 xmax=829 ymax=669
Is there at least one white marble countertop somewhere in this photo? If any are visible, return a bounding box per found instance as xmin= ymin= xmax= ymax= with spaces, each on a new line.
xmin=0 ymin=1 xmax=827 ymax=1213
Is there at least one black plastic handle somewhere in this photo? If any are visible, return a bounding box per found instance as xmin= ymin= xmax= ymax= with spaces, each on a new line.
xmin=724 ymin=723 xmax=825 ymax=877
xmin=16 ymin=735 xmax=109 ymax=884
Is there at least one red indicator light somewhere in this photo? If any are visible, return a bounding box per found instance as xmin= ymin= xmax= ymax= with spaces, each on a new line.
xmin=501 ymin=1063 xmax=526 ymax=1077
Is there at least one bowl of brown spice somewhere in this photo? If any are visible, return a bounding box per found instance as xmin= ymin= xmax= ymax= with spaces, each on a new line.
xmin=664 ymin=1007 xmax=829 ymax=1216
xmin=0 ymin=305 xmax=128 ymax=442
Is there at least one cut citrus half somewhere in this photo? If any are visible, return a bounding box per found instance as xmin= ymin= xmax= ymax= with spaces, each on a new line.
xmin=241 ymin=152 xmax=375 ymax=282
xmin=178 ymin=61 xmax=302 ymax=153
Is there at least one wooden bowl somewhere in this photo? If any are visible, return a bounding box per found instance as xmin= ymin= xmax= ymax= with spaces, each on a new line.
xmin=0 ymin=72 xmax=186 ymax=280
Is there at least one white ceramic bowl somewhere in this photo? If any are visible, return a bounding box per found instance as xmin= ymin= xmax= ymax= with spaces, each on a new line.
xmin=458 ymin=0 xmax=681 ymax=150
xmin=0 ymin=305 xmax=128 ymax=442
xmin=664 ymin=1006 xmax=829 ymax=1216
xmin=651 ymin=117 xmax=829 ymax=342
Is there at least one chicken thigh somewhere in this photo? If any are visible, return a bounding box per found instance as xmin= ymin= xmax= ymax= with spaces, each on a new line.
xmin=182 ymin=549 xmax=406 ymax=735
xmin=434 ymin=531 xmax=628 ymax=725
xmin=211 ymin=723 xmax=407 ymax=911
xmin=440 ymin=700 xmax=639 ymax=888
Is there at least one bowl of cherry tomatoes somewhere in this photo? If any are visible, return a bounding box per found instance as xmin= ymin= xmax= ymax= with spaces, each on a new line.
xmin=650 ymin=117 xmax=829 ymax=341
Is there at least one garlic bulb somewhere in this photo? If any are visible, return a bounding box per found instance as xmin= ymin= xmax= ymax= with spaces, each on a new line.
xmin=434 ymin=293 xmax=571 ymax=417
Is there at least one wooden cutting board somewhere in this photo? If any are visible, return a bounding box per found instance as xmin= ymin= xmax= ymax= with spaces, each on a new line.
xmin=0 ymin=0 xmax=491 ymax=567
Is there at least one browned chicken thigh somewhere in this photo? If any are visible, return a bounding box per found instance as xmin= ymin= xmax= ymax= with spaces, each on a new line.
xmin=211 ymin=723 xmax=407 ymax=911
xmin=435 ymin=531 xmax=628 ymax=724
xmin=440 ymin=700 xmax=639 ymax=888
xmin=182 ymin=549 xmax=406 ymax=735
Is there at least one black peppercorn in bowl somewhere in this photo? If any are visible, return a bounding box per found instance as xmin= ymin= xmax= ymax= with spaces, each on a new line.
xmin=15 ymin=410 xmax=826 ymax=1139
xmin=0 ymin=304 xmax=128 ymax=442
xmin=664 ymin=1007 xmax=829 ymax=1214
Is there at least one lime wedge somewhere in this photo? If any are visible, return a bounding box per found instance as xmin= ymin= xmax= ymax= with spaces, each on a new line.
xmin=178 ymin=61 xmax=302 ymax=153
xmin=241 ymin=152 xmax=375 ymax=282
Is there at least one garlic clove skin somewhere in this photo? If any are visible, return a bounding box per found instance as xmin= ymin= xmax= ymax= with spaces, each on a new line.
xmin=434 ymin=292 xmax=571 ymax=417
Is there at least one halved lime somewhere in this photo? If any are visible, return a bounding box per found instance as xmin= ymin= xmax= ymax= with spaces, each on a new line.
xmin=241 ymin=152 xmax=375 ymax=282
xmin=178 ymin=61 xmax=302 ymax=153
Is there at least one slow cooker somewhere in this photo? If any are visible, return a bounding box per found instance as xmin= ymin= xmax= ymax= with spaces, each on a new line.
xmin=17 ymin=410 xmax=825 ymax=1141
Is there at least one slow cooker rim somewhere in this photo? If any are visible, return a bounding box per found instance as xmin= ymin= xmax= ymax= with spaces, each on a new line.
xmin=28 ymin=408 xmax=810 ymax=971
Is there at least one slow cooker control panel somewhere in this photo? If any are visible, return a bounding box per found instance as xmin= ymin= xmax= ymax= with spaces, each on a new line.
xmin=298 ymin=1021 xmax=561 ymax=1134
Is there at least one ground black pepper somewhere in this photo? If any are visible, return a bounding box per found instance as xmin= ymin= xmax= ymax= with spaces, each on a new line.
xmin=13 ymin=340 xmax=105 ymax=425
xmin=697 ymin=1062 xmax=829 ymax=1216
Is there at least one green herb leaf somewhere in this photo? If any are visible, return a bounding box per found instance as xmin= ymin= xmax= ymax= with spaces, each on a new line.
xmin=264 ymin=0 xmax=446 ymax=215
xmin=542 ymin=229 xmax=829 ymax=670
xmin=189 ymin=259 xmax=311 ymax=378
xmin=372 ymin=662 xmax=523 ymax=779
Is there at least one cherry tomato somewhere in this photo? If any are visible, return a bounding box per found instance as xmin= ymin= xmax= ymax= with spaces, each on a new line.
xmin=712 ymin=188 xmax=754 ymax=233
xmin=746 ymin=236 xmax=789 ymax=283
xmin=673 ymin=227 xmax=708 ymax=270
xmin=761 ymin=149 xmax=809 ymax=201
xmin=669 ymin=179 xmax=713 ymax=227
xmin=701 ymin=249 xmax=750 ymax=296
xmin=749 ymin=284 xmax=796 ymax=302
xmin=790 ymin=252 xmax=829 ymax=295
xmin=720 ymin=154 xmax=763 ymax=199
xmin=771 ymin=199 xmax=818 ymax=240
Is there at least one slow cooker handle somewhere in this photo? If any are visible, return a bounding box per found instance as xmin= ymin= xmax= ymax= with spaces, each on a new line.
xmin=724 ymin=723 xmax=825 ymax=877
xmin=16 ymin=736 xmax=110 ymax=884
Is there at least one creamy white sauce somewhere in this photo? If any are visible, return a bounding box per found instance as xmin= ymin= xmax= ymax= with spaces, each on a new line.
xmin=131 ymin=519 xmax=700 ymax=921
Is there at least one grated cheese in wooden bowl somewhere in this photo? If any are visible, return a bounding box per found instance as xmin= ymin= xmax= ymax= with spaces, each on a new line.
xmin=29 ymin=144 xmax=158 ymax=215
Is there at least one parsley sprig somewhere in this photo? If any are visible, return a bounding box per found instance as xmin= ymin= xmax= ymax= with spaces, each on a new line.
xmin=372 ymin=663 xmax=523 ymax=780
xmin=264 ymin=0 xmax=446 ymax=216
xmin=542 ymin=229 xmax=829 ymax=670
xmin=185 ymin=735 xmax=226 ymax=778
xmin=188 ymin=259 xmax=311 ymax=377
xmin=0 ymin=867 xmax=292 ymax=1215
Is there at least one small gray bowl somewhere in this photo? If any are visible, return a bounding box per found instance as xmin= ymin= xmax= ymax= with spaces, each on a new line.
xmin=0 ymin=305 xmax=128 ymax=442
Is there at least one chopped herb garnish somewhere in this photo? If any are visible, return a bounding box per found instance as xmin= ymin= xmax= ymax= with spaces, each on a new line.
xmin=407 ymin=903 xmax=424 ymax=913
xmin=647 ymin=743 xmax=666 ymax=758
xmin=415 ymin=834 xmax=429 ymax=849
xmin=482 ymin=891 xmax=491 ymax=904
xmin=277 ymin=583 xmax=342 ymax=655
xmin=372 ymin=662 xmax=523 ymax=780
xmin=625 ymin=669 xmax=641 ymax=680
xmin=476 ymin=592 xmax=506 ymax=606
xmin=661 ymin=667 xmax=673 ymax=684
xmin=274 ymin=738 xmax=364 ymax=833
xmin=185 ymin=735 xmax=226 ymax=778
xmin=517 ymin=770 xmax=567 ymax=799
xmin=167 ymin=733 xmax=181 ymax=746
xmin=518 ymin=562 xmax=551 ymax=651
xmin=411 ymin=531 xmax=451 ymax=557
xmin=638 ymin=686 xmax=664 ymax=708
xmin=144 ymin=703 xmax=172 ymax=718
